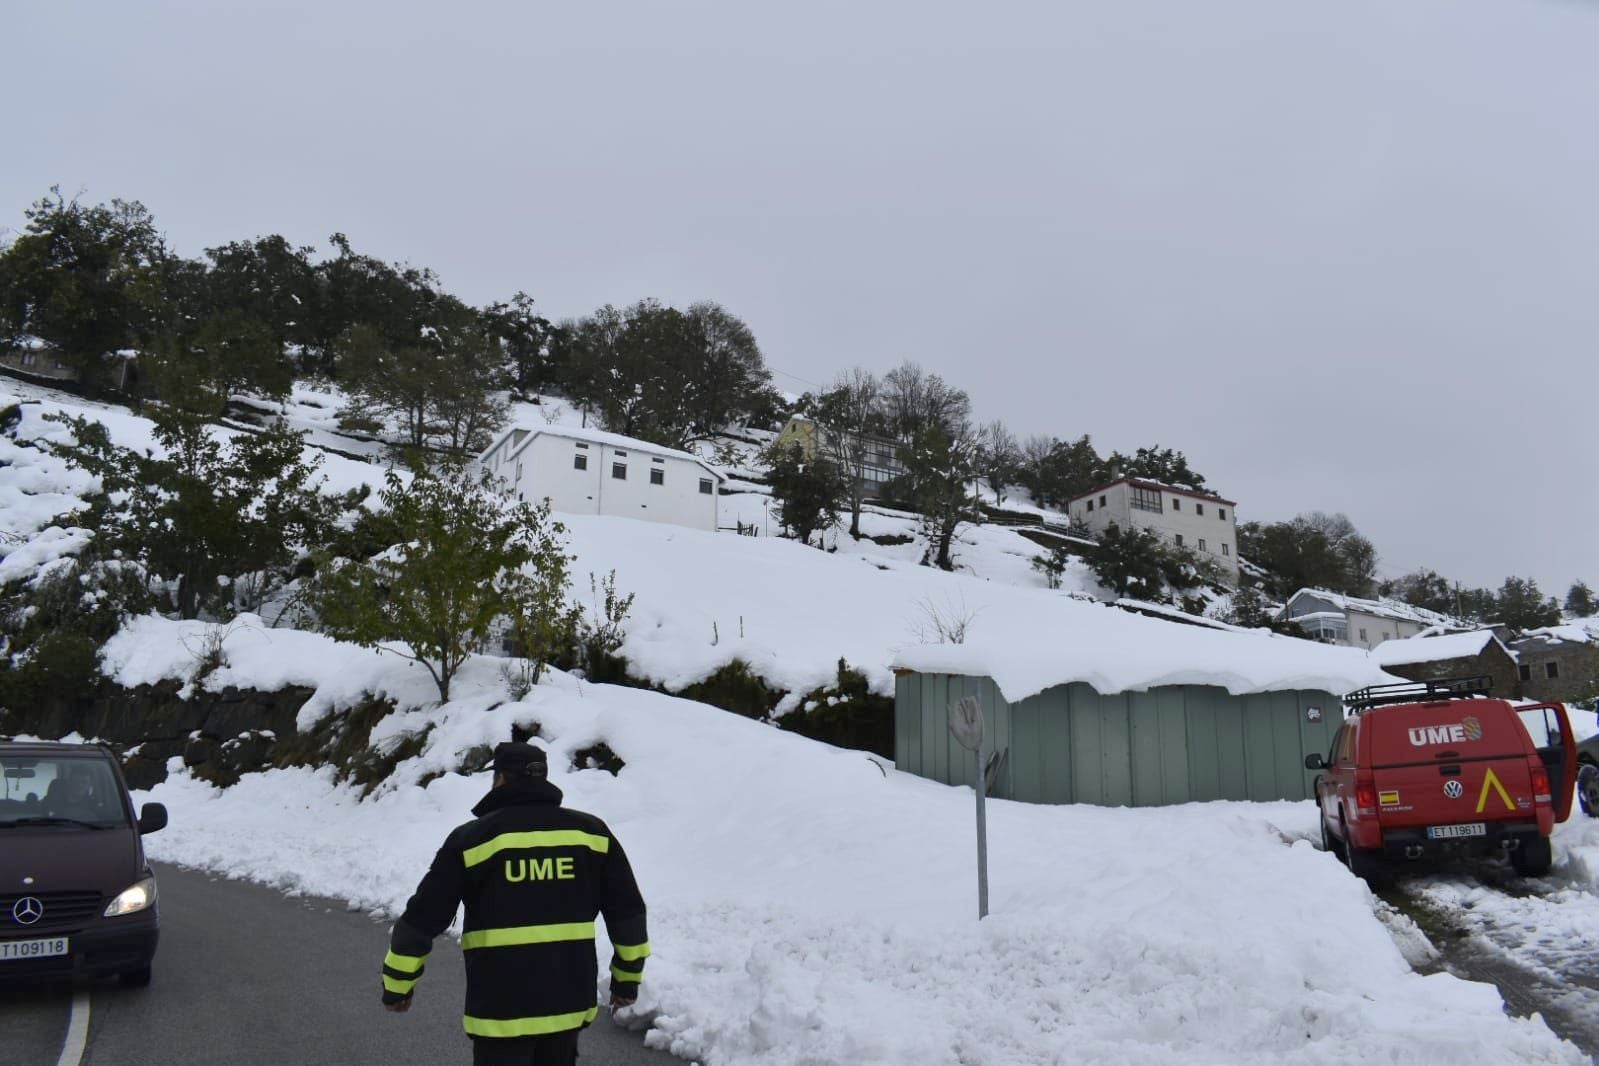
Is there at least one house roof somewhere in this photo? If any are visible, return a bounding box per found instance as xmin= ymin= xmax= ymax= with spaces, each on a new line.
xmin=484 ymin=424 xmax=725 ymax=481
xmin=1067 ymin=477 xmax=1236 ymax=508
xmin=1510 ymin=621 xmax=1599 ymax=652
xmin=1369 ymin=630 xmax=1509 ymax=667
xmin=1281 ymin=588 xmax=1457 ymax=629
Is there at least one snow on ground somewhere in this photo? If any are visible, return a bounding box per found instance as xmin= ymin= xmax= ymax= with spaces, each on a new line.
xmin=117 ymin=628 xmax=1581 ymax=1065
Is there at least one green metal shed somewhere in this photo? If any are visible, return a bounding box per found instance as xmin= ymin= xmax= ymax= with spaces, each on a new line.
xmin=894 ymin=670 xmax=1343 ymax=806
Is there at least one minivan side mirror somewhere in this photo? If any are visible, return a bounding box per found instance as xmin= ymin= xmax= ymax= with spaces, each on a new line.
xmin=1304 ymin=753 xmax=1326 ymax=770
xmin=138 ymin=802 xmax=167 ymax=835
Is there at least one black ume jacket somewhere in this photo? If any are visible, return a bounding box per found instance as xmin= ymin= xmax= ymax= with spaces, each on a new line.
xmin=380 ymin=776 xmax=649 ymax=1040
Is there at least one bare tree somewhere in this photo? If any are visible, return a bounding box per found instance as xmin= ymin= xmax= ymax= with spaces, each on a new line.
xmin=815 ymin=368 xmax=882 ymax=539
xmin=978 ymin=420 xmax=1021 ymax=506
xmin=881 ymin=360 xmax=970 ymax=442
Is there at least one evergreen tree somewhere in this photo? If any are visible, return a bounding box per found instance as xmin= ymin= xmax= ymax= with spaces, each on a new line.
xmin=1495 ymin=577 xmax=1562 ymax=632
xmin=1107 ymin=445 xmax=1208 ymax=492
xmin=1385 ymin=568 xmax=1457 ymax=616
xmin=1088 ymin=523 xmax=1167 ymax=600
xmin=310 ymin=466 xmax=569 ymax=701
xmin=763 ymin=442 xmax=848 ymax=546
xmin=46 ymin=410 xmax=336 ymax=620
xmin=0 ymin=188 xmax=167 ymax=385
xmin=898 ymin=421 xmax=983 ymax=571
xmin=1566 ymin=581 xmax=1596 ymax=618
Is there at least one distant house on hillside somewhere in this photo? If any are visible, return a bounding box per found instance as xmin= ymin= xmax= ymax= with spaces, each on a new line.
xmin=1370 ymin=630 xmax=1521 ymax=699
xmin=0 ymin=338 xmax=74 ymax=383
xmin=1065 ymin=477 xmax=1240 ymax=585
xmin=478 ymin=425 xmax=724 ymax=531
xmin=1278 ymin=588 xmax=1457 ymax=650
xmin=774 ymin=416 xmax=905 ymax=491
xmin=1509 ymin=624 xmax=1599 ymax=704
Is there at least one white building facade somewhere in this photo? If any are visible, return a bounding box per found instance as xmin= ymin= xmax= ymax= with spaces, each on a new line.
xmin=1278 ymin=589 xmax=1456 ymax=650
xmin=1066 ymin=478 xmax=1240 ymax=584
xmin=479 ymin=426 xmax=723 ymax=531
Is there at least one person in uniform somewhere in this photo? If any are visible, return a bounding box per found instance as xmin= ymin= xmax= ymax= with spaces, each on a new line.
xmin=381 ymin=741 xmax=649 ymax=1065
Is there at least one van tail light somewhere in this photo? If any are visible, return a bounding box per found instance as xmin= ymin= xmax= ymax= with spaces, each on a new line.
xmin=1530 ymin=764 xmax=1552 ymax=806
xmin=1356 ymin=783 xmax=1378 ymax=816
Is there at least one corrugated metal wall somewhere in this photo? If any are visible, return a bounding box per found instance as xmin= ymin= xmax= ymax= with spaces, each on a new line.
xmin=894 ymin=672 xmax=1341 ymax=806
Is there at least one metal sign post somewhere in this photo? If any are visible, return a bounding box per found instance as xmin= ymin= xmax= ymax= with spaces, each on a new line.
xmin=949 ymin=696 xmax=989 ymax=920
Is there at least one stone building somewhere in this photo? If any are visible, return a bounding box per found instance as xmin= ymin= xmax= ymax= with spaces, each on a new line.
xmin=1510 ymin=624 xmax=1599 ymax=704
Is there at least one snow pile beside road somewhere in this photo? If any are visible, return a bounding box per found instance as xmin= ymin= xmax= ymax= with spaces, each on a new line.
xmin=133 ymin=656 xmax=1582 ymax=1065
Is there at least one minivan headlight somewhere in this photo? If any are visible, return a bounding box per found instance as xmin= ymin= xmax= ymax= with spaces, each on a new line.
xmin=104 ymin=876 xmax=157 ymax=917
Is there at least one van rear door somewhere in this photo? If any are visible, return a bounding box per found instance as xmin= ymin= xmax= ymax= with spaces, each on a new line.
xmin=1518 ymin=703 xmax=1578 ymax=822
xmin=1365 ymin=701 xmax=1536 ymax=829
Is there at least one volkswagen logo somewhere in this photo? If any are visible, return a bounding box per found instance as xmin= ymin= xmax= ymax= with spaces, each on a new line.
xmin=1444 ymin=780 xmax=1465 ymax=800
xmin=11 ymin=897 xmax=44 ymax=926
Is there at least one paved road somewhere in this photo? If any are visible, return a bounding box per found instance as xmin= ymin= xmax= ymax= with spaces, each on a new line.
xmin=0 ymin=863 xmax=686 ymax=1066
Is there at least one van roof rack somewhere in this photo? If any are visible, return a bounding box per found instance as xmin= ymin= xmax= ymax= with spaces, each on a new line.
xmin=1345 ymin=676 xmax=1493 ymax=713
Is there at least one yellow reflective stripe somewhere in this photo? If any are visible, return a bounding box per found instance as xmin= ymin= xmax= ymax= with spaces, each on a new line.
xmin=384 ymin=950 xmax=428 ymax=975
xmin=462 ymin=830 xmax=610 ymax=868
xmin=460 ymin=921 xmax=596 ymax=950
xmin=610 ymin=964 xmax=643 ymax=983
xmin=463 ymin=1007 xmax=599 ymax=1037
xmin=614 ymin=941 xmax=651 ymax=962
xmin=383 ymin=974 xmax=420 ymax=995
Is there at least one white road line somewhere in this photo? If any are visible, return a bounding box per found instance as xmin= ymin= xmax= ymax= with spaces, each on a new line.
xmin=56 ymin=988 xmax=91 ymax=1066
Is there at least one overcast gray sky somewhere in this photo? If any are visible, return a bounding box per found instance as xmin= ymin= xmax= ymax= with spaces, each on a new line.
xmin=4 ymin=0 xmax=1595 ymax=596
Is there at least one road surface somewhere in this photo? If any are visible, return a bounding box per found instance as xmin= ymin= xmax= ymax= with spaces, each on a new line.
xmin=0 ymin=862 xmax=687 ymax=1066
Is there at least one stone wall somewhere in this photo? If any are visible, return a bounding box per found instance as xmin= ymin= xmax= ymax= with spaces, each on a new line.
xmin=0 ymin=681 xmax=404 ymax=791
xmin=1379 ymin=646 xmax=1522 ymax=703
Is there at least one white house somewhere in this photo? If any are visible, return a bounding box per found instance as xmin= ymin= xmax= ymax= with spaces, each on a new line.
xmin=1277 ymin=588 xmax=1458 ymax=650
xmin=1066 ymin=477 xmax=1240 ymax=585
xmin=479 ymin=425 xmax=724 ymax=531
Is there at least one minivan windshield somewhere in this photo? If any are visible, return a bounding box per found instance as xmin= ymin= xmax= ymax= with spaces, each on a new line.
xmin=0 ymin=755 xmax=127 ymax=828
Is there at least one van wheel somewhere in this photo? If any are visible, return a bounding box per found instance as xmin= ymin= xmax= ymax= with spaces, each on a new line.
xmin=1342 ymin=816 xmax=1386 ymax=884
xmin=1512 ymin=836 xmax=1553 ymax=877
xmin=1321 ymin=814 xmax=1346 ymax=860
xmin=1578 ymin=763 xmax=1599 ymax=819
xmin=118 ymin=965 xmax=152 ymax=988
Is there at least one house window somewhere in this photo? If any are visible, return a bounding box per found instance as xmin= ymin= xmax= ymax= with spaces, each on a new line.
xmin=1172 ymin=498 xmax=1181 ymax=511
xmin=1381 ymin=631 xmax=1390 ymax=641
xmin=1099 ymin=495 xmax=1107 ymax=507
xmin=1196 ymin=503 xmax=1204 ymax=516
xmin=1087 ymin=500 xmax=1094 ymax=513
xmin=1174 ymin=534 xmax=1185 ymax=547
xmin=614 ymin=449 xmax=627 ymax=456
xmin=1358 ymin=628 xmax=1367 ymax=642
xmin=1130 ymin=486 xmax=1162 ymax=513
xmin=1219 ymin=509 xmax=1227 ymax=521
xmin=1546 ymin=661 xmax=1561 ymax=680
xmin=1221 ymin=544 xmax=1229 ymax=556
xmin=649 ymin=468 xmax=664 ymax=486
xmin=573 ymin=454 xmax=588 ymax=471
xmin=612 ymin=463 xmax=627 ymax=480
xmin=1519 ymin=664 xmax=1533 ymax=682
xmin=1198 ymin=539 xmax=1207 ymax=552
xmin=699 ymin=478 xmax=714 ymax=495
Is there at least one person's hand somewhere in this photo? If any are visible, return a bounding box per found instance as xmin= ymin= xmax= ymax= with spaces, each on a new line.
xmin=384 ymin=997 xmax=412 ymax=1013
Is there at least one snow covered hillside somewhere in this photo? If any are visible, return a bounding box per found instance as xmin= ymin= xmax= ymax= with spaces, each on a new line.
xmin=4 ymin=378 xmax=1591 ymax=1063
xmin=96 ymin=631 xmax=1578 ymax=1065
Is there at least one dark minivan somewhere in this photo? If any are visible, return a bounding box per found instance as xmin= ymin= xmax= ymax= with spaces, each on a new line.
xmin=0 ymin=742 xmax=167 ymax=985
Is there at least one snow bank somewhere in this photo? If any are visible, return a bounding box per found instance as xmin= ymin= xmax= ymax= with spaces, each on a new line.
xmin=135 ymin=667 xmax=1582 ymax=1064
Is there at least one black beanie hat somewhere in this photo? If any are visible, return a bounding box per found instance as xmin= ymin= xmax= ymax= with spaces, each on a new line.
xmin=492 ymin=741 xmax=548 ymax=779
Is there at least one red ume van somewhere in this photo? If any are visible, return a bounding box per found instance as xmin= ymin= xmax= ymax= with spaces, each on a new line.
xmin=1306 ymin=678 xmax=1576 ymax=879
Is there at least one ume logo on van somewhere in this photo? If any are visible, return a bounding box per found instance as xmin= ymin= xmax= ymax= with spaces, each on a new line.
xmin=1407 ymin=716 xmax=1483 ymax=747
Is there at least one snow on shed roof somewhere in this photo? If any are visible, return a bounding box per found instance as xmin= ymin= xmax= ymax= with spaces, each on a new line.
xmin=891 ymin=599 xmax=1399 ymax=703
xmin=486 ymin=424 xmax=724 ymax=480
xmin=1369 ymin=629 xmax=1505 ymax=667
